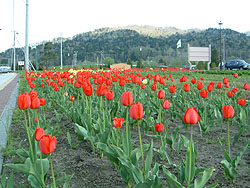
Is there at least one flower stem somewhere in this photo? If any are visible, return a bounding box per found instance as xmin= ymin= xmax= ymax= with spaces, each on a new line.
xmin=116 ymin=129 xmax=119 ymax=147
xmin=187 ymin=124 xmax=193 ymax=188
xmin=24 ymin=110 xmax=34 ymax=162
xmin=137 ymin=120 xmax=145 ymax=178
xmin=102 ymin=96 xmax=105 ymax=133
xmin=40 ymin=151 xmax=44 ymax=182
xmin=228 ymin=119 xmax=231 ymax=158
xmin=49 ymin=154 xmax=56 ymax=188
xmin=126 ymin=107 xmax=130 ymax=156
xmin=36 ymin=110 xmax=40 ymax=128
xmin=27 ymin=109 xmax=31 ymax=128
xmin=109 ymin=101 xmax=111 ymax=125
xmin=159 ymin=101 xmax=161 ymax=123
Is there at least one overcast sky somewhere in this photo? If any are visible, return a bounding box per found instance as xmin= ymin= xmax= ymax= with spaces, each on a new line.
xmin=0 ymin=0 xmax=250 ymax=52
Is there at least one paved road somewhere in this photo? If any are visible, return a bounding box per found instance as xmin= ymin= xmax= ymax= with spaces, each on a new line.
xmin=0 ymin=73 xmax=17 ymax=91
xmin=0 ymin=73 xmax=20 ymax=174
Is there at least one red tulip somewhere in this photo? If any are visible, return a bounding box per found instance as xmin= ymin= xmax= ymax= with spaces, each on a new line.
xmin=200 ymin=89 xmax=208 ymax=98
xmin=74 ymin=81 xmax=81 ymax=89
xmin=238 ymin=98 xmax=246 ymax=106
xmin=129 ymin=102 xmax=144 ymax=120
xmin=233 ymin=73 xmax=238 ymax=78
xmin=243 ymin=83 xmax=249 ymax=90
xmin=157 ymin=90 xmax=165 ymax=99
xmin=209 ymin=81 xmax=215 ymax=86
xmin=113 ymin=117 xmax=124 ymax=129
xmin=96 ymin=84 xmax=108 ymax=96
xmin=83 ymin=84 xmax=93 ymax=96
xmin=169 ymin=85 xmax=176 ymax=93
xmin=217 ymin=82 xmax=223 ymax=89
xmin=64 ymin=91 xmax=68 ymax=97
xmin=70 ymin=96 xmax=74 ymax=101
xmin=41 ymin=83 xmax=44 ymax=88
xmin=162 ymin=100 xmax=170 ymax=109
xmin=120 ymin=91 xmax=133 ymax=106
xmin=222 ymin=105 xmax=234 ymax=119
xmin=180 ymin=75 xmax=187 ymax=82
xmin=31 ymin=96 xmax=41 ymax=109
xmin=141 ymin=85 xmax=145 ymax=89
xmin=184 ymin=107 xmax=199 ymax=124
xmin=200 ymin=77 xmax=204 ymax=80
xmin=119 ymin=79 xmax=126 ymax=87
xmin=39 ymin=135 xmax=57 ymax=155
xmin=191 ymin=78 xmax=196 ymax=84
xmin=207 ymin=84 xmax=213 ymax=92
xmin=17 ymin=92 xmax=31 ymax=110
xmin=223 ymin=78 xmax=229 ymax=84
xmin=105 ymin=90 xmax=114 ymax=101
xmin=34 ymin=117 xmax=38 ymax=123
xmin=154 ymin=122 xmax=164 ymax=133
xmin=183 ymin=84 xmax=190 ymax=92
xmin=232 ymin=87 xmax=238 ymax=93
xmin=35 ymin=128 xmax=45 ymax=141
xmin=227 ymin=91 xmax=233 ymax=98
xmin=151 ymin=84 xmax=157 ymax=91
xmin=225 ymin=83 xmax=229 ymax=88
xmin=40 ymin=98 xmax=46 ymax=106
xmin=197 ymin=80 xmax=203 ymax=90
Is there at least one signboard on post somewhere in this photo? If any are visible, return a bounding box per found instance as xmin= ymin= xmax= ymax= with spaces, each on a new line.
xmin=188 ymin=44 xmax=211 ymax=70
xmin=18 ymin=61 xmax=25 ymax=66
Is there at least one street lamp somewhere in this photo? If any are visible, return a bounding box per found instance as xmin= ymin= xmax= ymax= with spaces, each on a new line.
xmin=218 ymin=21 xmax=223 ymax=70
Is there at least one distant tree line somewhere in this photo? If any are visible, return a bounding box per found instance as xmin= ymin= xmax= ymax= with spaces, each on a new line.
xmin=1 ymin=27 xmax=250 ymax=69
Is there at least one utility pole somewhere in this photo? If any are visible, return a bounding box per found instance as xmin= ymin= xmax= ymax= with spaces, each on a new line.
xmin=60 ymin=33 xmax=63 ymax=69
xmin=25 ymin=0 xmax=29 ymax=72
xmin=218 ymin=21 xmax=223 ymax=70
xmin=13 ymin=0 xmax=16 ymax=71
xmin=223 ymin=35 xmax=225 ymax=64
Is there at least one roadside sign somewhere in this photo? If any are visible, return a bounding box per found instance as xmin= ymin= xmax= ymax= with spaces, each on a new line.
xmin=18 ymin=61 xmax=24 ymax=66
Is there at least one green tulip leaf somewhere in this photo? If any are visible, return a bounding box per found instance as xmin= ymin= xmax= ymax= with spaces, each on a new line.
xmin=162 ymin=166 xmax=185 ymax=188
xmin=35 ymin=158 xmax=49 ymax=175
xmin=194 ymin=168 xmax=214 ymax=188
xmin=145 ymin=140 xmax=153 ymax=177
xmin=233 ymin=127 xmax=244 ymax=146
xmin=232 ymin=143 xmax=248 ymax=168
xmin=185 ymin=145 xmax=195 ymax=185
xmin=6 ymin=173 xmax=14 ymax=188
xmin=219 ymin=140 xmax=231 ymax=163
xmin=28 ymin=175 xmax=42 ymax=188
xmin=221 ymin=160 xmax=238 ymax=181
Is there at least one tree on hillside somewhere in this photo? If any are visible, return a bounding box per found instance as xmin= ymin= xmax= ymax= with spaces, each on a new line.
xmin=158 ymin=58 xmax=167 ymax=65
xmin=40 ymin=42 xmax=57 ymax=69
xmin=137 ymin=58 xmax=142 ymax=68
xmin=211 ymin=48 xmax=219 ymax=67
xmin=104 ymin=57 xmax=115 ymax=68
xmin=127 ymin=58 xmax=132 ymax=66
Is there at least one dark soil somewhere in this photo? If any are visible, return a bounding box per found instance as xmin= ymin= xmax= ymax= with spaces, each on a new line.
xmin=2 ymin=107 xmax=250 ymax=188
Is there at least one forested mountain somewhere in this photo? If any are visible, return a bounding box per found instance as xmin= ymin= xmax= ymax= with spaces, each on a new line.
xmin=1 ymin=26 xmax=250 ymax=68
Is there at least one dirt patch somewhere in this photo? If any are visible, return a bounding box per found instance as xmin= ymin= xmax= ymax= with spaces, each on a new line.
xmin=2 ymin=108 xmax=250 ymax=188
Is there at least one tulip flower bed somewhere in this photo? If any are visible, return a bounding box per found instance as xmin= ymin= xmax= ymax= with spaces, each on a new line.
xmin=2 ymin=68 xmax=250 ymax=188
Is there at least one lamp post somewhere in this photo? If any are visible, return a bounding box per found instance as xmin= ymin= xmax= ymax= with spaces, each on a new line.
xmin=219 ymin=21 xmax=223 ymax=70
xmin=25 ymin=0 xmax=29 ymax=72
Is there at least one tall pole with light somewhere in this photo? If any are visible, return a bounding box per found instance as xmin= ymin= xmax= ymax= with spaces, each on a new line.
xmin=25 ymin=0 xmax=29 ymax=72
xmin=60 ymin=33 xmax=63 ymax=69
xmin=219 ymin=21 xmax=223 ymax=70
xmin=13 ymin=0 xmax=16 ymax=71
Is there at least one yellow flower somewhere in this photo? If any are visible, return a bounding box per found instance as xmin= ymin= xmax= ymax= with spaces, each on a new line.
xmin=142 ymin=79 xmax=148 ymax=85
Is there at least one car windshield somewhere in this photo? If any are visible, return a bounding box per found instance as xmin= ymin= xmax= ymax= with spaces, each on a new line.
xmin=238 ymin=60 xmax=247 ymax=64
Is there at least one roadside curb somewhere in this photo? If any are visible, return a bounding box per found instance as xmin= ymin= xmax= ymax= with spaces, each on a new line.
xmin=0 ymin=80 xmax=19 ymax=174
